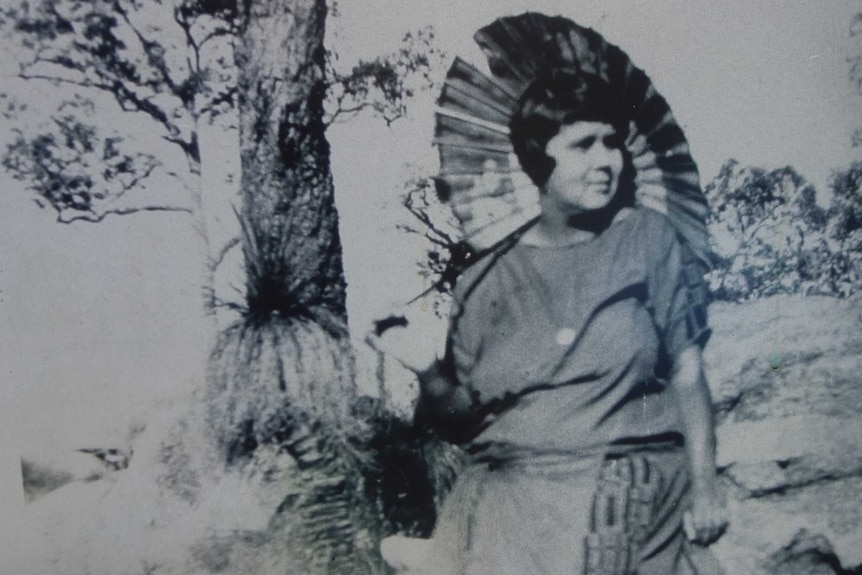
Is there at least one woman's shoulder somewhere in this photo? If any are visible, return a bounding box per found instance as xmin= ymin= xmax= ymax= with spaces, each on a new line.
xmin=620 ymin=207 xmax=680 ymax=251
xmin=451 ymin=245 xmax=505 ymax=303
xmin=624 ymin=207 xmax=676 ymax=234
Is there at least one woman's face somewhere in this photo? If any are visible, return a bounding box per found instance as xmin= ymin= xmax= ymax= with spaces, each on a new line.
xmin=541 ymin=121 xmax=624 ymax=216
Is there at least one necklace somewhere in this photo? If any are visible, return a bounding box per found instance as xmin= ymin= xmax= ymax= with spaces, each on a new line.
xmin=522 ymin=207 xmax=634 ymax=248
xmin=514 ymin=240 xmax=589 ymax=348
xmin=555 ymin=326 xmax=578 ymax=346
xmin=511 ymin=208 xmax=632 ymax=350
xmin=519 ymin=224 xmax=596 ymax=248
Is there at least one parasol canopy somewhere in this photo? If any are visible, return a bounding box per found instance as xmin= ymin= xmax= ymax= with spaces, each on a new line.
xmin=433 ymin=12 xmax=710 ymax=271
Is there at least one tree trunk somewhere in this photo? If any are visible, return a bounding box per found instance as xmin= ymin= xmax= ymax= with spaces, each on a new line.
xmin=235 ymin=0 xmax=347 ymax=320
xmin=222 ymin=0 xmax=356 ymax=442
xmin=206 ymin=1 xmax=371 ymax=572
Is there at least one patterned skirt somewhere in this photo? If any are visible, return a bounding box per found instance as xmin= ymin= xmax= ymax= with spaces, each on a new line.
xmin=412 ymin=443 xmax=723 ymax=575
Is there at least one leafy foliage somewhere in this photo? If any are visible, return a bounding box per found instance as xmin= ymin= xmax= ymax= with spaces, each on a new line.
xmin=705 ymin=160 xmax=861 ymax=301
xmin=830 ymin=161 xmax=862 ymax=238
xmin=1 ymin=0 xmax=237 ymax=145
xmin=0 ymin=0 xmax=240 ymax=224
xmin=205 ymin=313 xmax=462 ymax=572
xmin=1 ymin=94 xmax=181 ymax=222
xmin=825 ymin=160 xmax=862 ymax=294
xmin=326 ymin=26 xmax=443 ymax=125
xmin=400 ymin=177 xmax=464 ymax=285
xmin=850 ymin=13 xmax=862 ymax=146
xmin=396 ymin=176 xmax=478 ymax=316
xmin=360 ymin=413 xmax=465 ymax=538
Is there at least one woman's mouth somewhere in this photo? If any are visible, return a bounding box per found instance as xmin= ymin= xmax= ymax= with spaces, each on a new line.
xmin=586 ymin=180 xmax=612 ymax=192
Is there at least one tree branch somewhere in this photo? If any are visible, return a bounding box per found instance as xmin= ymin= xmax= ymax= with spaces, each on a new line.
xmin=18 ymin=70 xmax=111 ymax=91
xmin=209 ymin=236 xmax=241 ymax=273
xmin=199 ymin=86 xmax=237 ymax=116
xmin=109 ymin=78 xmax=180 ymax=136
xmin=173 ymin=4 xmax=200 ymax=80
xmin=20 ymin=60 xmax=190 ymax=150
xmin=403 ymin=185 xmax=456 ymax=246
xmin=105 ymin=159 xmax=160 ymax=203
xmin=56 ymin=205 xmax=192 ymax=224
xmin=112 ymin=0 xmax=181 ymax=96
xmin=325 ymin=102 xmax=372 ymax=126
xmin=199 ymin=26 xmax=234 ymax=49
xmin=161 ymin=168 xmax=195 ymax=194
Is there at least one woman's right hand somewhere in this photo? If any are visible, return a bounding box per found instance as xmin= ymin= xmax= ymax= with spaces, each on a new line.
xmin=683 ymin=482 xmax=729 ymax=545
xmin=364 ymin=305 xmax=448 ymax=376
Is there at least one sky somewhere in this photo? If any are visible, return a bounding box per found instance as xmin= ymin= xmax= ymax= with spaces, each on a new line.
xmin=0 ymin=1 xmax=861 ymax=462
xmin=329 ymin=0 xmax=862 ymax=190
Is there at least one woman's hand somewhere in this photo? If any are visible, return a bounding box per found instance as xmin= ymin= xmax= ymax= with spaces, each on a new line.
xmin=367 ymin=303 xmax=476 ymax=439
xmin=671 ymin=345 xmax=729 ymax=546
xmin=684 ymin=480 xmax=729 ymax=545
xmin=364 ymin=305 xmax=448 ymax=376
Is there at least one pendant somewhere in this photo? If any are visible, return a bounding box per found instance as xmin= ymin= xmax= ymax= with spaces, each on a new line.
xmin=555 ymin=327 xmax=577 ymax=346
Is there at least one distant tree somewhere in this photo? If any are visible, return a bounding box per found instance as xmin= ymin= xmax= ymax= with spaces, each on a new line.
xmin=822 ymin=11 xmax=862 ymax=295
xmin=826 ymin=160 xmax=862 ymax=295
xmin=850 ymin=12 xmax=862 ymax=146
xmin=830 ymin=161 xmax=862 ymax=237
xmin=705 ymin=160 xmax=834 ymax=300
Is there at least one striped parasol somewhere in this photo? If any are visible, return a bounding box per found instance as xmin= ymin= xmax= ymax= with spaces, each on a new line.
xmin=433 ymin=12 xmax=710 ymax=271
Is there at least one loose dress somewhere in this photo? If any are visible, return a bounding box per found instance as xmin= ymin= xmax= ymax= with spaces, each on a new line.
xmin=418 ymin=208 xmax=721 ymax=575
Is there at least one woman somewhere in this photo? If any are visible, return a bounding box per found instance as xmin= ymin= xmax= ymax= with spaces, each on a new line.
xmin=370 ymin=67 xmax=727 ymax=575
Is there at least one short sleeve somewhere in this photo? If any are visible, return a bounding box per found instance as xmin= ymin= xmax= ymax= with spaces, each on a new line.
xmin=647 ymin=219 xmax=712 ymax=364
xmin=442 ymin=265 xmax=486 ymax=387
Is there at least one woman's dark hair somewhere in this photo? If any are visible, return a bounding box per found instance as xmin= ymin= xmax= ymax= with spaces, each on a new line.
xmin=509 ymin=68 xmax=634 ymax=192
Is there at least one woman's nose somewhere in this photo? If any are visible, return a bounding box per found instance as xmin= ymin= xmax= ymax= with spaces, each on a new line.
xmin=589 ymin=143 xmax=620 ymax=167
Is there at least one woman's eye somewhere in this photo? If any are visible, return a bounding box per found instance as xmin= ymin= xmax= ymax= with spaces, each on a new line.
xmin=571 ymin=136 xmax=595 ymax=150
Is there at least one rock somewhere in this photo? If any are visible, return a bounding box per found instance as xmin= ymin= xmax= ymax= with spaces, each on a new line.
xmin=712 ymin=477 xmax=862 ymax=575
xmin=766 ymin=530 xmax=846 ymax=575
xmin=11 ymin=391 xmax=320 ymax=575
xmin=706 ymin=295 xmax=862 ymax=423
xmin=706 ymin=295 xmax=862 ymax=575
xmin=717 ymin=415 xmax=862 ymax=495
xmin=21 ymin=447 xmax=129 ymax=502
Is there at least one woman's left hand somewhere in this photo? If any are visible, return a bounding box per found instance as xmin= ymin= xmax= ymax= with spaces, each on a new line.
xmin=683 ymin=482 xmax=729 ymax=545
xmin=364 ymin=304 xmax=448 ymax=376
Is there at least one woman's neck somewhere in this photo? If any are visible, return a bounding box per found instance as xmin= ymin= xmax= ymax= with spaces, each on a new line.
xmin=526 ymin=218 xmax=595 ymax=246
xmin=526 ymin=201 xmax=629 ymax=247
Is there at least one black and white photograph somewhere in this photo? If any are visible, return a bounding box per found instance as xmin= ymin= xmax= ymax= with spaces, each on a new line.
xmin=1 ymin=1 xmax=861 ymax=574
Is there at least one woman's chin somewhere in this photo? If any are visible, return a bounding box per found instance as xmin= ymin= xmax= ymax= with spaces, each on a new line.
xmin=568 ymin=198 xmax=615 ymax=215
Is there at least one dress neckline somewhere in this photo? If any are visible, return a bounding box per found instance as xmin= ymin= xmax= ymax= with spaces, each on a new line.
xmin=518 ymin=207 xmax=636 ymax=250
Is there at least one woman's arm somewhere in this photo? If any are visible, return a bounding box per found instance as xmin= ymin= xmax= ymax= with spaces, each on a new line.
xmin=365 ymin=310 xmax=477 ymax=440
xmin=670 ymin=345 xmax=728 ymax=545
xmin=413 ymin=361 xmax=476 ymax=441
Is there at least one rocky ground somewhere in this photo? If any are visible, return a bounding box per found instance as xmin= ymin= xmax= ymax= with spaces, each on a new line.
xmin=4 ymin=293 xmax=862 ymax=574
